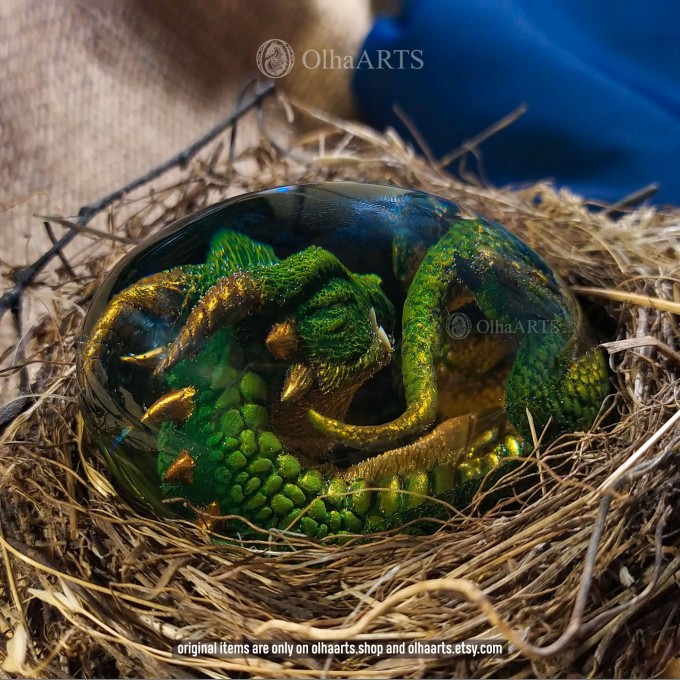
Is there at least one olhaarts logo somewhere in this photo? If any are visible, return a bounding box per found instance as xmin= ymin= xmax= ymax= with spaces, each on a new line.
xmin=446 ymin=313 xmax=560 ymax=340
xmin=302 ymin=48 xmax=423 ymax=70
xmin=256 ymin=40 xmax=423 ymax=78
xmin=446 ymin=313 xmax=473 ymax=340
xmin=256 ymin=39 xmax=295 ymax=78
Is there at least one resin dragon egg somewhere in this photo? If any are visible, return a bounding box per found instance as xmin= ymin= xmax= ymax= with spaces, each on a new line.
xmin=78 ymin=182 xmax=609 ymax=538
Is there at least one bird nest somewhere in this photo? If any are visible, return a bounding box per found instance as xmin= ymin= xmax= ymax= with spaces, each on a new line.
xmin=2 ymin=88 xmax=680 ymax=679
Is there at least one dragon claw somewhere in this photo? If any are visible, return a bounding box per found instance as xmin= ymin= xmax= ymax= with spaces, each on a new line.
xmin=120 ymin=346 xmax=167 ymax=369
xmin=140 ymin=386 xmax=197 ymax=425
xmin=196 ymin=501 xmax=221 ymax=533
xmin=281 ymin=362 xmax=315 ymax=402
xmin=162 ymin=449 xmax=196 ymax=484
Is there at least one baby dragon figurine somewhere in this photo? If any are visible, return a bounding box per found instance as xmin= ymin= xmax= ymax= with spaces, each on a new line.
xmin=79 ymin=183 xmax=610 ymax=538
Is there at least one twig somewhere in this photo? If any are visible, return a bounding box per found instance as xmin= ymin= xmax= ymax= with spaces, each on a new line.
xmin=601 ymin=336 xmax=680 ymax=366
xmin=585 ymin=503 xmax=672 ymax=640
xmin=43 ymin=221 xmax=75 ymax=278
xmin=605 ymin=183 xmax=659 ymax=216
xmin=393 ymin=104 xmax=437 ymax=168
xmin=0 ymin=295 xmax=33 ymax=430
xmin=572 ymin=287 xmax=680 ymax=315
xmin=597 ymin=409 xmax=680 ymax=493
xmin=228 ymin=78 xmax=258 ymax=169
xmin=38 ymin=216 xmax=137 ymax=245
xmin=436 ymin=104 xmax=527 ymax=170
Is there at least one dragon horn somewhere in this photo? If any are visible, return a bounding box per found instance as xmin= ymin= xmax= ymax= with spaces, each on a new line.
xmin=152 ymin=272 xmax=261 ymax=376
xmin=80 ymin=267 xmax=196 ymax=385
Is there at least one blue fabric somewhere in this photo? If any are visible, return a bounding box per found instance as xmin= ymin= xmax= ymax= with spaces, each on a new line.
xmin=352 ymin=0 xmax=680 ymax=205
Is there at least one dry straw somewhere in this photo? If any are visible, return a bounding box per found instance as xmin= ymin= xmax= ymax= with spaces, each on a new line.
xmin=2 ymin=88 xmax=680 ymax=678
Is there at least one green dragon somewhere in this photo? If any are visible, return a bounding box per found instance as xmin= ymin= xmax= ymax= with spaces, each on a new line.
xmin=81 ymin=216 xmax=609 ymax=539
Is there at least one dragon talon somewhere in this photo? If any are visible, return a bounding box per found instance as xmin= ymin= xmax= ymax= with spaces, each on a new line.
xmin=121 ymin=346 xmax=167 ymax=368
xmin=162 ymin=449 xmax=195 ymax=484
xmin=140 ymin=386 xmax=197 ymax=425
xmin=196 ymin=501 xmax=221 ymax=533
xmin=281 ymin=362 xmax=315 ymax=402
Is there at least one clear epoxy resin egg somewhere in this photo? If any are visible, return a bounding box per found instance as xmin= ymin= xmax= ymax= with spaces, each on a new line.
xmin=78 ymin=182 xmax=609 ymax=537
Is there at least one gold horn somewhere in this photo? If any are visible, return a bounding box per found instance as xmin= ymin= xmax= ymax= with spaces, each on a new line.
xmin=265 ymin=320 xmax=298 ymax=359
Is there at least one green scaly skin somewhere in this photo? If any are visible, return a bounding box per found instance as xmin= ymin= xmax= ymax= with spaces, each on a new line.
xmin=158 ymin=328 xmax=522 ymax=539
xmin=133 ymin=222 xmax=611 ymax=540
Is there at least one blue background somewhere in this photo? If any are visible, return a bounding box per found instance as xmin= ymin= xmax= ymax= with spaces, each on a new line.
xmin=353 ymin=0 xmax=680 ymax=205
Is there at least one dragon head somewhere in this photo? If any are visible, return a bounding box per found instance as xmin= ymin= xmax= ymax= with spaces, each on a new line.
xmin=266 ymin=270 xmax=395 ymax=458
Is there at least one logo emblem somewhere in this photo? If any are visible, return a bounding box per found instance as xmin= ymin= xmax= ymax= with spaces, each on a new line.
xmin=446 ymin=312 xmax=472 ymax=340
xmin=256 ymin=39 xmax=295 ymax=78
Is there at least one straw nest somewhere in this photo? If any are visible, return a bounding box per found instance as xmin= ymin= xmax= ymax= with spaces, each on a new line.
xmin=2 ymin=96 xmax=680 ymax=679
